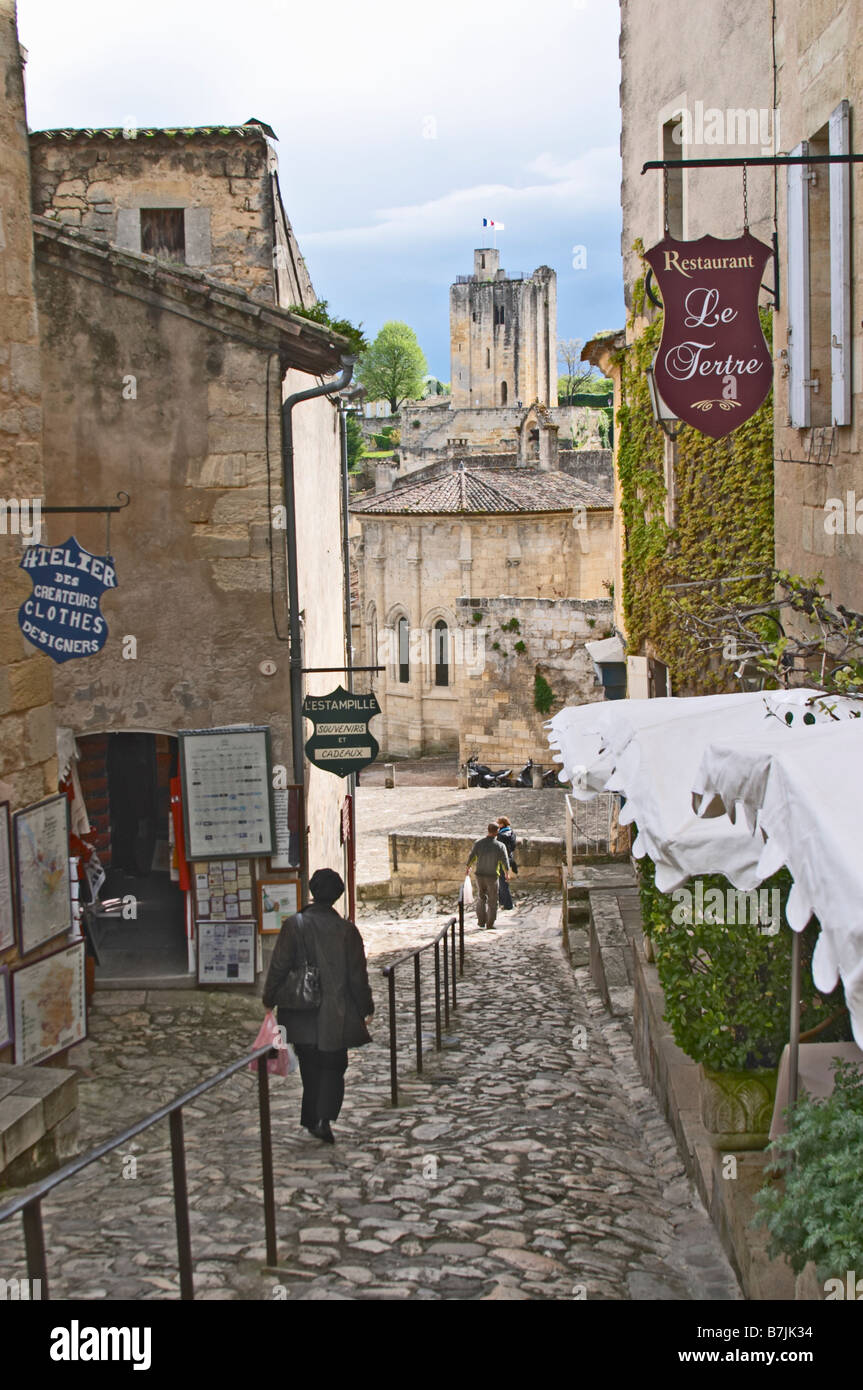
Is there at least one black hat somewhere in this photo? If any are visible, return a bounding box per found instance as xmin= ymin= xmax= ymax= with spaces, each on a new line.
xmin=309 ymin=868 xmax=345 ymax=903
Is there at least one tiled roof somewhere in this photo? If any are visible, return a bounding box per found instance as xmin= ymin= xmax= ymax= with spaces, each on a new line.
xmin=30 ymin=122 xmax=271 ymax=143
xmin=351 ymin=466 xmax=613 ymax=516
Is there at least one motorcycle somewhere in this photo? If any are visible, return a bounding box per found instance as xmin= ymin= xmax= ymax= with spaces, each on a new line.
xmin=465 ymin=753 xmax=513 ymax=788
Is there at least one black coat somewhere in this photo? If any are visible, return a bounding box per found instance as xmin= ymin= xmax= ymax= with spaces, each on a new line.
xmin=496 ymin=826 xmax=518 ymax=868
xmin=262 ymin=902 xmax=374 ymax=1050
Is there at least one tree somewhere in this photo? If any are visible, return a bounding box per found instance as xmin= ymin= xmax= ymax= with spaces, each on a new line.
xmin=345 ymin=413 xmax=365 ymax=471
xmin=358 ymin=322 xmax=428 ymax=414
xmin=557 ymin=338 xmax=595 ymax=401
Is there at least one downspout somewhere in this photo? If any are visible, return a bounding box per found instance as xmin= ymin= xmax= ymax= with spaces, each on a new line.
xmin=281 ymin=357 xmax=356 ymax=885
xmin=339 ymin=385 xmax=365 ymax=920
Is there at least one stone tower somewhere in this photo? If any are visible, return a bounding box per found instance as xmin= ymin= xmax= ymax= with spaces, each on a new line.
xmin=449 ymin=249 xmax=557 ymax=410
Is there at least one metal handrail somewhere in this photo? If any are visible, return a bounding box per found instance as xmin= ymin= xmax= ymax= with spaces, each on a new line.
xmin=0 ymin=1041 xmax=278 ymax=1301
xmin=381 ymin=905 xmax=465 ymax=1106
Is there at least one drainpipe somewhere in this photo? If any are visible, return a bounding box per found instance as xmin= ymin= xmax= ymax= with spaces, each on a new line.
xmin=338 ymin=385 xmax=365 ymax=920
xmin=280 ymin=357 xmax=356 ymax=885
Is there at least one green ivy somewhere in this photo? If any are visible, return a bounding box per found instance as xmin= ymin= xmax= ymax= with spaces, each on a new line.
xmin=534 ymin=673 xmax=555 ymax=714
xmin=754 ymin=1059 xmax=863 ymax=1280
xmin=615 ymin=245 xmax=775 ymax=694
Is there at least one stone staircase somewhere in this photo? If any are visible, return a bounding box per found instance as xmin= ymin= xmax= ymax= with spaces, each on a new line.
xmin=0 ymin=1064 xmax=79 ymax=1189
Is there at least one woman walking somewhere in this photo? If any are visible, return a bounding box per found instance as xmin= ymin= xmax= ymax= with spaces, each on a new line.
xmin=262 ymin=868 xmax=373 ymax=1144
xmin=496 ymin=816 xmax=518 ymax=912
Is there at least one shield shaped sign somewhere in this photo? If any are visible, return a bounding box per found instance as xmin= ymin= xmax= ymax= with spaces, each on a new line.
xmin=18 ymin=537 xmax=116 ymax=663
xmin=644 ymin=233 xmax=773 ymax=439
xmin=303 ymin=686 xmax=381 ymax=779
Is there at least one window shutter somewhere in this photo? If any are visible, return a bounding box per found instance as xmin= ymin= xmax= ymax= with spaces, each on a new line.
xmin=786 ymin=142 xmax=810 ymax=428
xmin=829 ymin=101 xmax=851 ymax=426
xmin=115 ymin=208 xmax=141 ymax=252
xmin=184 ymin=208 xmax=212 ymax=267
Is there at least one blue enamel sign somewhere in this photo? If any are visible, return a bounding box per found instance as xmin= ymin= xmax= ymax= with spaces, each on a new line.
xmin=18 ymin=537 xmax=116 ymax=663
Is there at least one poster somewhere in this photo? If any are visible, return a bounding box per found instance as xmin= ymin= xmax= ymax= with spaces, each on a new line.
xmin=193 ymin=859 xmax=256 ymax=921
xmin=197 ymin=921 xmax=256 ymax=985
xmin=0 ymin=803 xmax=14 ymax=953
xmin=12 ymin=940 xmax=86 ymax=1065
xmin=13 ymin=794 xmax=72 ymax=955
xmin=258 ymin=878 xmax=300 ymax=934
xmin=269 ymin=786 xmax=303 ymax=871
xmin=179 ymin=727 xmax=274 ymax=860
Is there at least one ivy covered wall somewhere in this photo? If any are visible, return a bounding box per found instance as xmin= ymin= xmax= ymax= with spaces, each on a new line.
xmin=614 ymin=249 xmax=775 ymax=695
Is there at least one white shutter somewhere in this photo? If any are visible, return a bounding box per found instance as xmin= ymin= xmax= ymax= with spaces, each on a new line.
xmin=626 ymin=655 xmax=650 ymax=700
xmin=786 ymin=142 xmax=811 ymax=428
xmin=829 ymin=101 xmax=851 ymax=426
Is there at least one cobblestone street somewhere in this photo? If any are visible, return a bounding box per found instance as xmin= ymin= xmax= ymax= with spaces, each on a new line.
xmin=0 ymin=895 xmax=740 ymax=1301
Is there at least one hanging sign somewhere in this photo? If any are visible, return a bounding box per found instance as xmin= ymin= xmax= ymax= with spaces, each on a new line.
xmin=303 ymin=686 xmax=380 ymax=779
xmin=18 ymin=537 xmax=115 ymax=663
xmin=643 ymin=233 xmax=773 ymax=438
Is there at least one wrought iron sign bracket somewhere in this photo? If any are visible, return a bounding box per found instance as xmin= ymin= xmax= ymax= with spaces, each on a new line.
xmin=41 ymin=491 xmax=131 ymax=552
xmin=774 ymin=426 xmax=837 ymax=466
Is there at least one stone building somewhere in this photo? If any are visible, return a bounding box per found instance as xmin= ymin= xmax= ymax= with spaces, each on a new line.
xmin=351 ymin=459 xmax=614 ymax=762
xmin=20 ymin=121 xmax=353 ymax=983
xmin=604 ymin=0 xmax=861 ymax=692
xmin=397 ymin=250 xmax=608 ymax=471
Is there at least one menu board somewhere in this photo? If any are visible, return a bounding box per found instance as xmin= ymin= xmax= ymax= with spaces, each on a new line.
xmin=193 ymin=859 xmax=256 ymax=921
xmin=197 ymin=921 xmax=256 ymax=985
xmin=270 ymin=786 xmax=303 ymax=871
xmin=179 ymin=727 xmax=274 ymax=860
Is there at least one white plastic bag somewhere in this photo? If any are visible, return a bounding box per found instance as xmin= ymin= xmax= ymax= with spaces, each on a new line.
xmin=460 ymin=874 xmax=474 ymax=907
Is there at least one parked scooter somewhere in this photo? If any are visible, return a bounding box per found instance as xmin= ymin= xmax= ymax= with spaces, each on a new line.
xmin=515 ymin=758 xmax=561 ymax=788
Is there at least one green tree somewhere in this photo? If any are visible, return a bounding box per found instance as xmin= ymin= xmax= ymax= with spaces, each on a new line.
xmin=359 ymin=321 xmax=428 ymax=414
xmin=286 ymin=299 xmax=366 ymax=358
xmin=345 ymin=414 xmax=365 ymax=471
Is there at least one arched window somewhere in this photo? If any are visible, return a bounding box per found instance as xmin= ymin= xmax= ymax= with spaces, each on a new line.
xmin=500 ymin=380 xmax=508 ymax=405
xmin=398 ymin=617 xmax=410 ymax=684
xmin=433 ymin=620 xmax=449 ymax=687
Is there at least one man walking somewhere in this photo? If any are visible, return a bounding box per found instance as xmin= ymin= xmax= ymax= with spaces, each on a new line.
xmin=466 ymin=823 xmax=510 ymax=929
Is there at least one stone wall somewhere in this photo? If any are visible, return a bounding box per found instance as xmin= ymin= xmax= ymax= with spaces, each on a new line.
xmin=0 ymin=3 xmax=58 ymax=822
xmin=455 ymin=595 xmax=613 ymax=767
xmin=398 ymin=402 xmax=604 ymax=470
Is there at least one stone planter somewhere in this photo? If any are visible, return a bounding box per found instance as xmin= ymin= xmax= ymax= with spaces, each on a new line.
xmin=700 ymin=1064 xmax=778 ymax=1150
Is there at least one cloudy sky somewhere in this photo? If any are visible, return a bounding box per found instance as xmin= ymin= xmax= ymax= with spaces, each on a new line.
xmin=17 ymin=0 xmax=624 ymax=381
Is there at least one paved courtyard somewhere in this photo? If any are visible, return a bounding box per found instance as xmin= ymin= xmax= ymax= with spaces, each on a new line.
xmin=0 ymin=895 xmax=740 ymax=1301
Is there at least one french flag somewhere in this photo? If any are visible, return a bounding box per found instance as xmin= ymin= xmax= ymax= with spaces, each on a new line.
xmin=482 ymin=218 xmax=505 ymax=230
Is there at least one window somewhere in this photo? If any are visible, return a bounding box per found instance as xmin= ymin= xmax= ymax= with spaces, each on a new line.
xmin=501 ymin=381 xmax=508 ymax=405
xmin=481 ymin=254 xmax=486 ymax=269
xmin=398 ymin=617 xmax=410 ymax=684
xmin=486 ymin=348 xmax=490 ymax=368
xmin=140 ymin=208 xmax=186 ymax=263
xmin=494 ymin=302 xmax=506 ymax=327
xmin=433 ymin=621 xmax=449 ymax=687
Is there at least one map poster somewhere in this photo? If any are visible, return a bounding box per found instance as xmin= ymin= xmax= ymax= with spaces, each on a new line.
xmin=0 ymin=802 xmax=14 ymax=953
xmin=13 ymin=794 xmax=72 ymax=955
xmin=12 ymin=940 xmax=86 ymax=1065
xmin=179 ymin=727 xmax=275 ymax=861
xmin=197 ymin=920 xmax=256 ymax=985
xmin=0 ymin=965 xmax=11 ymax=1051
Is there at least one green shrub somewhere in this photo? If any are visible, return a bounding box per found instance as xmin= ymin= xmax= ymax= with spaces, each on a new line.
xmin=514 ymin=640 xmax=526 ymax=654
xmin=500 ymin=618 xmax=520 ymax=633
xmin=638 ymin=857 xmax=847 ymax=1071
xmin=754 ymin=1059 xmax=863 ymax=1281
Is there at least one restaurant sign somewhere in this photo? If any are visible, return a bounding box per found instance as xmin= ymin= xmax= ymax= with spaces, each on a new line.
xmin=18 ymin=537 xmax=116 ymax=663
xmin=644 ymin=233 xmax=773 ymax=438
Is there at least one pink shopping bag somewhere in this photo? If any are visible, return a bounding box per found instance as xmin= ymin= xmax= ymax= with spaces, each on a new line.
xmin=248 ymin=1010 xmax=298 ymax=1077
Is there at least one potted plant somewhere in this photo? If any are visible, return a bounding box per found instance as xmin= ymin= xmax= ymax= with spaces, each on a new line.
xmin=754 ymin=1058 xmax=863 ymax=1290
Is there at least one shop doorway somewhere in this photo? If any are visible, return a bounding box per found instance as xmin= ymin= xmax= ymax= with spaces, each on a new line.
xmin=77 ymin=732 xmax=190 ymax=983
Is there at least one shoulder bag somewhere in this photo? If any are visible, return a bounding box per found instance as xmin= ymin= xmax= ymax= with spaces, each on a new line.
xmin=276 ymin=912 xmax=322 ymax=1010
